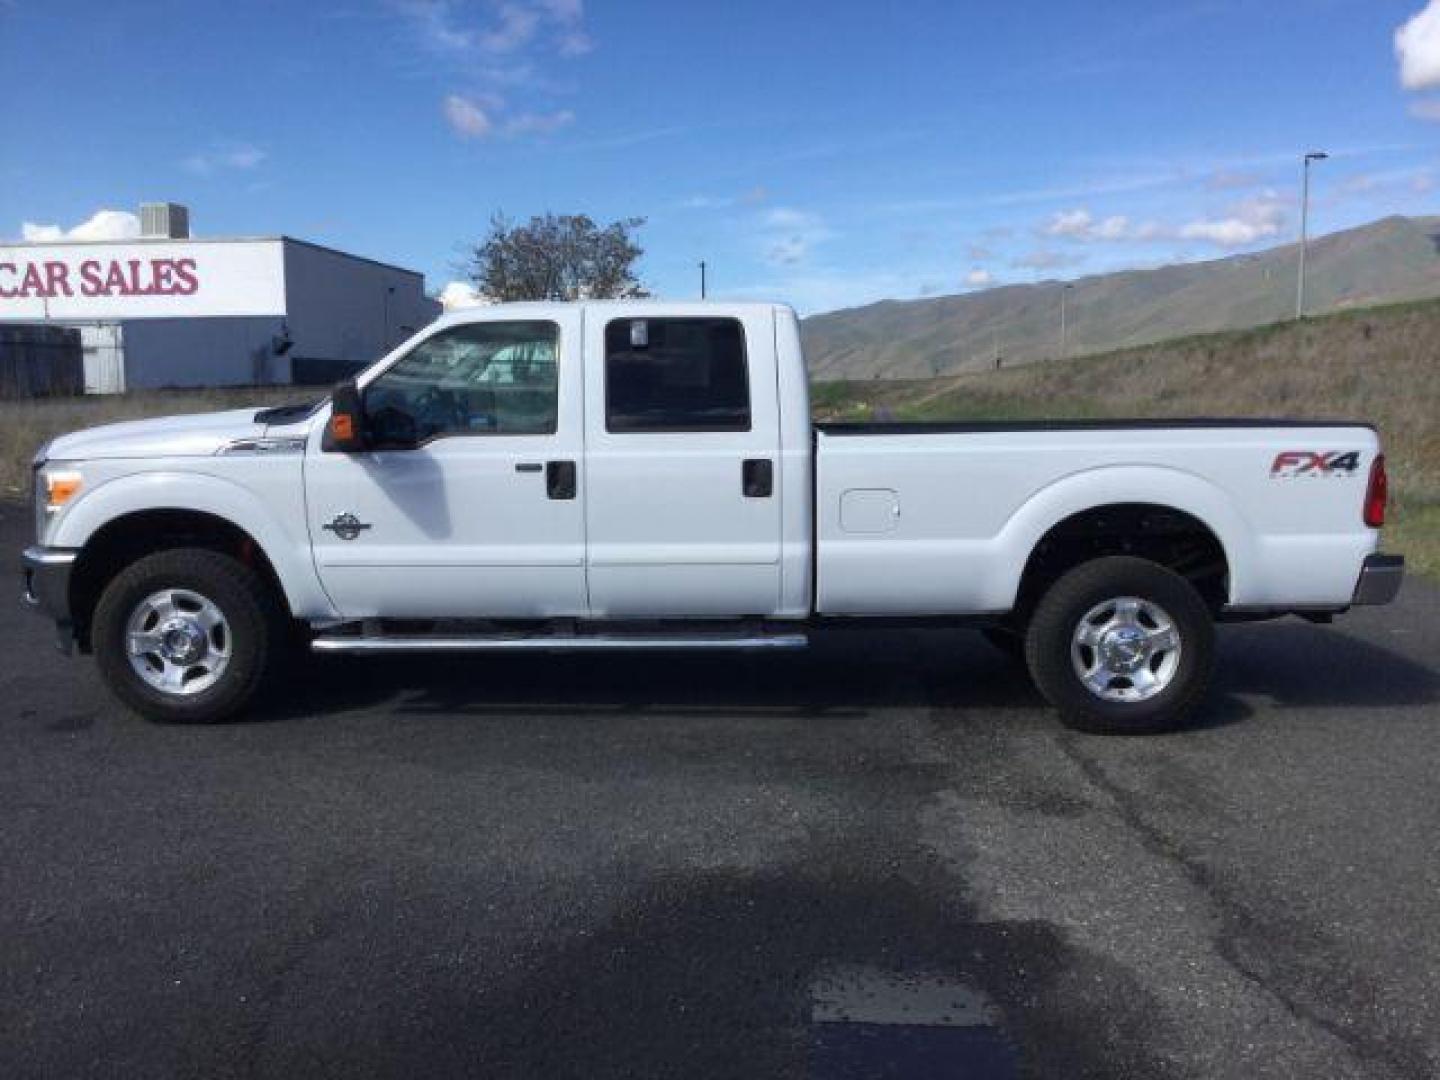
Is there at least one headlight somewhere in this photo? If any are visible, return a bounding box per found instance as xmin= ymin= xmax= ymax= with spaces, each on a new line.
xmin=34 ymin=464 xmax=83 ymax=544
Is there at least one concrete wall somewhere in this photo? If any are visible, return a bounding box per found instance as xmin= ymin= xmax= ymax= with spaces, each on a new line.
xmin=120 ymin=316 xmax=288 ymax=389
xmin=282 ymin=240 xmax=440 ymax=381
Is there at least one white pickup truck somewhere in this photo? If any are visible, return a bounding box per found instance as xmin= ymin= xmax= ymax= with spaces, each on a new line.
xmin=22 ymin=301 xmax=1403 ymax=732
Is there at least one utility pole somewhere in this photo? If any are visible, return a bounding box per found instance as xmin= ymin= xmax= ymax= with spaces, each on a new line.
xmin=1059 ymin=283 xmax=1075 ymax=359
xmin=699 ymin=260 xmax=707 ymax=299
xmin=1296 ymin=151 xmax=1328 ymax=320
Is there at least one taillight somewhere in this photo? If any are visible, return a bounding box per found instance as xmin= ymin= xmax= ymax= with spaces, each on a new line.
xmin=1364 ymin=454 xmax=1387 ymax=528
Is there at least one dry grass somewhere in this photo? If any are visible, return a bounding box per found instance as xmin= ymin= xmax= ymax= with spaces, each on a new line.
xmin=814 ymin=298 xmax=1440 ymax=580
xmin=1 ymin=387 xmax=309 ymax=498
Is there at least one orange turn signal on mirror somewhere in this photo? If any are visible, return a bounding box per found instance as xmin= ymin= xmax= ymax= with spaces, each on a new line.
xmin=331 ymin=413 xmax=355 ymax=441
xmin=46 ymin=472 xmax=83 ymax=511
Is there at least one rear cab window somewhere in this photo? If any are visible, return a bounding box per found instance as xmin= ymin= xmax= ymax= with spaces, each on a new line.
xmin=604 ymin=317 xmax=750 ymax=433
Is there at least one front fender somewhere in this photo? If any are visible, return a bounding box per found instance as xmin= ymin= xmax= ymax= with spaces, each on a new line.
xmin=990 ymin=464 xmax=1254 ymax=609
xmin=50 ymin=469 xmax=336 ymax=619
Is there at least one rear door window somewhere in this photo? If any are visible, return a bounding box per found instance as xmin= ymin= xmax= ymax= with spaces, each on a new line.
xmin=604 ymin=317 xmax=750 ymax=433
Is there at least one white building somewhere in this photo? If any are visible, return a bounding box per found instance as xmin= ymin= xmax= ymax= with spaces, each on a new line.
xmin=0 ymin=203 xmax=440 ymax=393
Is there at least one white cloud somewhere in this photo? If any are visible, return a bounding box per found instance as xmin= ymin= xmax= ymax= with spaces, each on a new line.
xmin=398 ymin=1 xmax=591 ymax=139
xmin=540 ymin=0 xmax=591 ymax=55
xmin=1045 ymin=208 xmax=1095 ymax=238
xmin=444 ymin=93 xmax=494 ymax=138
xmin=1044 ymin=208 xmax=1162 ymax=243
xmin=965 ymin=269 xmax=994 ymax=288
xmin=182 ymin=143 xmax=266 ymax=175
xmin=439 ymin=280 xmax=491 ymax=309
xmin=20 ymin=209 xmax=141 ymax=243
xmin=767 ymin=236 xmax=808 ymax=265
xmin=398 ymin=0 xmax=590 ymax=58
xmin=1397 ymin=1 xmax=1440 ymax=89
xmin=758 ymin=208 xmax=832 ymax=267
xmin=1178 ymin=192 xmax=1287 ymax=247
xmin=1039 ymin=192 xmax=1288 ymax=251
xmin=443 ymin=95 xmax=574 ymax=138
xmin=480 ymin=3 xmax=540 ymax=52
xmin=396 ymin=0 xmax=474 ymax=50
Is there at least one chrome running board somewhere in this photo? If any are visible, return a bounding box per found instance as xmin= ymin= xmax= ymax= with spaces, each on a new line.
xmin=311 ymin=632 xmax=809 ymax=654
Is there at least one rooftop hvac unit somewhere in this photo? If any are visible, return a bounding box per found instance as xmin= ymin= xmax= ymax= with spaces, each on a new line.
xmin=140 ymin=202 xmax=190 ymax=239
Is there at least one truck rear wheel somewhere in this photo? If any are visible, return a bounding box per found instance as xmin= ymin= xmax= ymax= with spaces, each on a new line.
xmin=1025 ymin=556 xmax=1214 ymax=734
xmin=92 ymin=548 xmax=283 ymax=723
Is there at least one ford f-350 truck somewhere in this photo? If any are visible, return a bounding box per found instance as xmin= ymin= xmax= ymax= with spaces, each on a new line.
xmin=21 ymin=301 xmax=1404 ymax=732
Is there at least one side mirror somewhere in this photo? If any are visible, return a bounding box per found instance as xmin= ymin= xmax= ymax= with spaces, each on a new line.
xmin=324 ymin=380 xmax=367 ymax=452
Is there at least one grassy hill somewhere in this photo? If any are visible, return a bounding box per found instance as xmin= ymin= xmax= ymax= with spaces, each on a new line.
xmin=813 ymin=297 xmax=1440 ymax=580
xmin=804 ymin=215 xmax=1440 ymax=380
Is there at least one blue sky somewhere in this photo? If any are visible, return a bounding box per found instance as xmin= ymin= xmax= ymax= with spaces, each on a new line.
xmin=2 ymin=0 xmax=1438 ymax=313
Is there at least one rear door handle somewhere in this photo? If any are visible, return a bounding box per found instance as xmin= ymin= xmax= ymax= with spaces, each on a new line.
xmin=546 ymin=460 xmax=577 ymax=500
xmin=742 ymin=458 xmax=773 ymax=498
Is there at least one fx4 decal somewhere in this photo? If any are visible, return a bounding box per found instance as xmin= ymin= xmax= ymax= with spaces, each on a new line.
xmin=1270 ymin=450 xmax=1362 ymax=478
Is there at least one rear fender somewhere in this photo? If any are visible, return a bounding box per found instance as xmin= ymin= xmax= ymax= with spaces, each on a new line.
xmin=992 ymin=465 xmax=1252 ymax=609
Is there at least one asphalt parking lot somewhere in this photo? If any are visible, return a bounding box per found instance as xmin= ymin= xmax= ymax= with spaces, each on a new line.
xmin=4 ymin=499 xmax=1439 ymax=1079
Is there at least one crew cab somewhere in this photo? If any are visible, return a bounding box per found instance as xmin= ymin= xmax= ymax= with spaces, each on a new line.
xmin=21 ymin=301 xmax=1404 ymax=732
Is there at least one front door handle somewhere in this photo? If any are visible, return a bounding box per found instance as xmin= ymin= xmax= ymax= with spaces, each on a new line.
xmin=742 ymin=458 xmax=773 ymax=498
xmin=546 ymin=460 xmax=577 ymax=500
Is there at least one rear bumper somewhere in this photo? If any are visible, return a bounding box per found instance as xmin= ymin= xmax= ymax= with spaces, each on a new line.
xmin=1352 ymin=553 xmax=1404 ymax=606
xmin=20 ymin=546 xmax=78 ymax=650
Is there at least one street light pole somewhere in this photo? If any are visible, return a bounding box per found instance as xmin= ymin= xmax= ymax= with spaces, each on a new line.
xmin=1296 ymin=151 xmax=1328 ymax=321
xmin=1060 ymin=283 xmax=1075 ymax=359
xmin=699 ymin=260 xmax=707 ymax=299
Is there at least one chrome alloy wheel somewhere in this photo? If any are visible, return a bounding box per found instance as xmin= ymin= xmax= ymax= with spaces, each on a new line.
xmin=1070 ymin=596 xmax=1181 ymax=703
xmin=124 ymin=589 xmax=232 ymax=696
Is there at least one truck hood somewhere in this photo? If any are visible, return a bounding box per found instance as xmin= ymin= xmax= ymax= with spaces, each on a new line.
xmin=43 ymin=408 xmax=282 ymax=462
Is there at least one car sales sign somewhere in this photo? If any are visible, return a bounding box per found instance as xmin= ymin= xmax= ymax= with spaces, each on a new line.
xmin=0 ymin=239 xmax=287 ymax=321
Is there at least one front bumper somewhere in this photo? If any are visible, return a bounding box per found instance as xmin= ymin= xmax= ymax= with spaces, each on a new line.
xmin=1352 ymin=553 xmax=1405 ymax=606
xmin=21 ymin=546 xmax=78 ymax=650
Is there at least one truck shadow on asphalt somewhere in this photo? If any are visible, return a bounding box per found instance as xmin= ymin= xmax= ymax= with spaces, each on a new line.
xmin=249 ymin=619 xmax=1438 ymax=730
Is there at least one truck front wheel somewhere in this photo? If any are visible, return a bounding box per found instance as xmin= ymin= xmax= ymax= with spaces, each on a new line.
xmin=1025 ymin=556 xmax=1215 ymax=734
xmin=92 ymin=548 xmax=284 ymax=723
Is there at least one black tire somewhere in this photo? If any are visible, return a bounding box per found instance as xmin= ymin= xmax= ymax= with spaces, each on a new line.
xmin=981 ymin=626 xmax=1027 ymax=663
xmin=1024 ymin=556 xmax=1214 ymax=734
xmin=92 ymin=548 xmax=285 ymax=723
